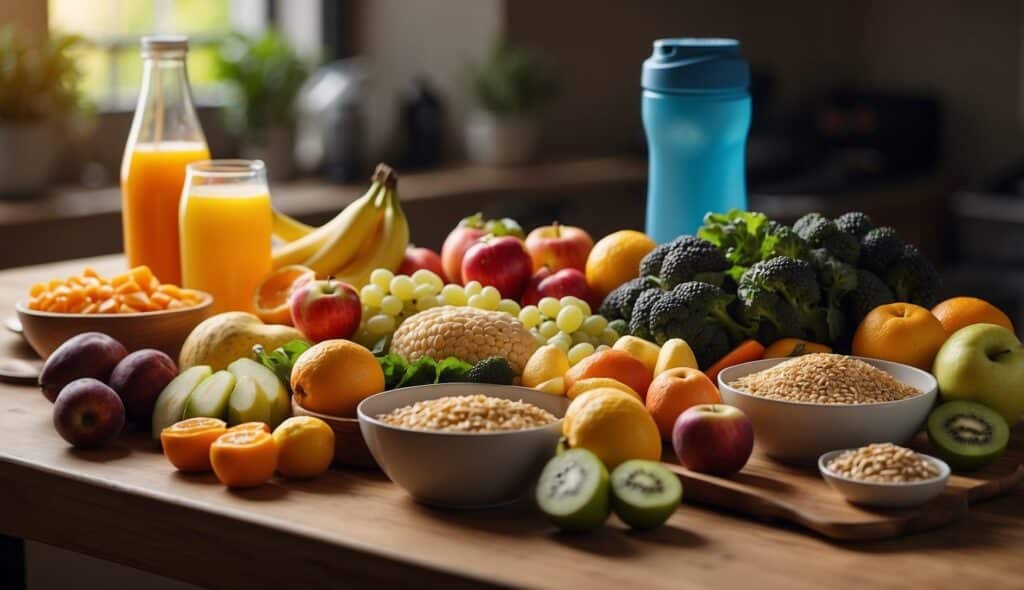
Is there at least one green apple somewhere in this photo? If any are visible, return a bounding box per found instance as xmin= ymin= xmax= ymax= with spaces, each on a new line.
xmin=933 ymin=323 xmax=1024 ymax=426
xmin=151 ymin=365 xmax=212 ymax=440
xmin=227 ymin=358 xmax=290 ymax=428
xmin=227 ymin=376 xmax=271 ymax=426
xmin=183 ymin=370 xmax=236 ymax=420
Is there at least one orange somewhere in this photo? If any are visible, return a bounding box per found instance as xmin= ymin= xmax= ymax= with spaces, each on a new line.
xmin=585 ymin=230 xmax=656 ymax=301
xmin=228 ymin=421 xmax=271 ymax=434
xmin=273 ymin=416 xmax=335 ymax=479
xmin=209 ymin=428 xmax=278 ymax=488
xmin=564 ymin=349 xmax=653 ymax=401
xmin=291 ymin=340 xmax=385 ymax=417
xmin=253 ymin=265 xmax=315 ymax=325
xmin=763 ymin=338 xmax=832 ymax=359
xmin=852 ymin=302 xmax=948 ymax=370
xmin=160 ymin=417 xmax=227 ymax=473
xmin=931 ymin=296 xmax=1014 ymax=336
xmin=645 ymin=368 xmax=722 ymax=440
xmin=567 ymin=377 xmax=641 ymax=401
xmin=563 ymin=388 xmax=661 ymax=469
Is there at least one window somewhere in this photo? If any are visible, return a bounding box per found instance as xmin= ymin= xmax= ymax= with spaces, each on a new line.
xmin=49 ymin=0 xmax=268 ymax=109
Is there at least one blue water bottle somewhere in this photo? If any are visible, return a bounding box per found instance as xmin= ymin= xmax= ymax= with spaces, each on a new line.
xmin=642 ymin=38 xmax=751 ymax=243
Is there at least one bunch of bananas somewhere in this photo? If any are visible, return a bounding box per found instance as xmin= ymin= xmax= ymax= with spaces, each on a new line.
xmin=271 ymin=163 xmax=409 ymax=287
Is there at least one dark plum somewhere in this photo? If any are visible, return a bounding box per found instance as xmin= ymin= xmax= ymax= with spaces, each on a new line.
xmin=109 ymin=349 xmax=178 ymax=428
xmin=53 ymin=378 xmax=125 ymax=448
xmin=39 ymin=332 xmax=128 ymax=402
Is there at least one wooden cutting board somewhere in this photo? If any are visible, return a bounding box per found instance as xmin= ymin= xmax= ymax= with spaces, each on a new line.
xmin=663 ymin=433 xmax=1024 ymax=541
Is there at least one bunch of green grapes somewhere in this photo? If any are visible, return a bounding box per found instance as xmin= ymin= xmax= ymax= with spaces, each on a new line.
xmin=518 ymin=296 xmax=620 ymax=365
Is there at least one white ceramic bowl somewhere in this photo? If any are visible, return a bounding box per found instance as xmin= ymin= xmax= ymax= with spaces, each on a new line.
xmin=357 ymin=383 xmax=569 ymax=508
xmin=718 ymin=356 xmax=938 ymax=465
xmin=818 ymin=449 xmax=950 ymax=508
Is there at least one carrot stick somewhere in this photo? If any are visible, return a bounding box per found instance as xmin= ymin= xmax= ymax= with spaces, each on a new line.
xmin=704 ymin=340 xmax=766 ymax=385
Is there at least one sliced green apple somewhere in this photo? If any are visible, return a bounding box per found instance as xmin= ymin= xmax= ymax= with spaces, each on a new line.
xmin=227 ymin=358 xmax=290 ymax=428
xmin=151 ymin=365 xmax=212 ymax=440
xmin=228 ymin=375 xmax=272 ymax=426
xmin=183 ymin=370 xmax=236 ymax=420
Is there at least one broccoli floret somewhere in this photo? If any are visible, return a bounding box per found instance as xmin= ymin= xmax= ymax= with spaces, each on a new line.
xmin=659 ymin=236 xmax=729 ymax=288
xmin=860 ymin=226 xmax=904 ymax=274
xmin=846 ymin=269 xmax=894 ymax=329
xmin=598 ymin=276 xmax=660 ymax=322
xmin=647 ymin=282 xmax=750 ymax=366
xmin=607 ymin=319 xmax=628 ymax=337
xmin=465 ymin=357 xmax=516 ymax=385
xmin=821 ymin=231 xmax=860 ymax=265
xmin=628 ymin=288 xmax=665 ymax=341
xmin=793 ymin=213 xmax=836 ymax=244
xmin=639 ymin=237 xmax=683 ymax=277
xmin=835 ymin=212 xmax=874 ymax=237
xmin=885 ymin=244 xmax=941 ymax=307
xmin=760 ymin=221 xmax=810 ymax=261
xmin=738 ymin=290 xmax=803 ymax=344
xmin=738 ymin=256 xmax=825 ymax=341
xmin=809 ymin=249 xmax=858 ymax=342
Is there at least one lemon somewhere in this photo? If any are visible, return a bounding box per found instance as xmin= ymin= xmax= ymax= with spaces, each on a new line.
xmin=535 ymin=376 xmax=566 ymax=396
xmin=522 ymin=344 xmax=571 ymax=388
xmin=612 ymin=336 xmax=661 ymax=375
xmin=272 ymin=416 xmax=335 ymax=478
xmin=654 ymin=338 xmax=699 ymax=375
xmin=563 ymin=388 xmax=661 ymax=469
xmin=566 ymin=377 xmax=640 ymax=401
xmin=585 ymin=230 xmax=656 ymax=301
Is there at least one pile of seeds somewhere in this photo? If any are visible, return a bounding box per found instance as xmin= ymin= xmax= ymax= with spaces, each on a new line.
xmin=377 ymin=394 xmax=557 ymax=433
xmin=728 ymin=353 xmax=921 ymax=404
xmin=826 ymin=443 xmax=941 ymax=483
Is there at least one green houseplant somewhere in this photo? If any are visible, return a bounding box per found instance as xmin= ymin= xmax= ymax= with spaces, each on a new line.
xmin=0 ymin=26 xmax=83 ymax=198
xmin=465 ymin=42 xmax=557 ymax=165
xmin=216 ymin=31 xmax=311 ymax=179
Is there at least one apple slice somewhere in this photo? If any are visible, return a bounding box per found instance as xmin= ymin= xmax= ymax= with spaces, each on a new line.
xmin=151 ymin=365 xmax=212 ymax=440
xmin=227 ymin=358 xmax=290 ymax=428
xmin=183 ymin=370 xmax=236 ymax=421
xmin=227 ymin=375 xmax=272 ymax=426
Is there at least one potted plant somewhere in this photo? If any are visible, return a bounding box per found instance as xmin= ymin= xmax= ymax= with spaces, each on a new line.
xmin=465 ymin=42 xmax=558 ymax=166
xmin=216 ymin=31 xmax=311 ymax=180
xmin=0 ymin=27 xmax=83 ymax=199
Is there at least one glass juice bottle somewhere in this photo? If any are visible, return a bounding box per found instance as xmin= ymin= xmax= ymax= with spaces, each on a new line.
xmin=121 ymin=35 xmax=210 ymax=284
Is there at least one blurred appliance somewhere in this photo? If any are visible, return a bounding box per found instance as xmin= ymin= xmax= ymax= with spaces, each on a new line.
xmin=295 ymin=59 xmax=368 ymax=183
xmin=398 ymin=78 xmax=445 ymax=170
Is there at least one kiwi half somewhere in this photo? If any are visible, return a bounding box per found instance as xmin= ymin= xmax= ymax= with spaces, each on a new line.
xmin=927 ymin=400 xmax=1010 ymax=471
xmin=610 ymin=460 xmax=683 ymax=530
xmin=536 ymin=448 xmax=610 ymax=532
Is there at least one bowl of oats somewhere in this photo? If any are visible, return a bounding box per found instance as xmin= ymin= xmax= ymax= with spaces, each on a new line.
xmin=819 ymin=443 xmax=950 ymax=508
xmin=357 ymin=382 xmax=569 ymax=508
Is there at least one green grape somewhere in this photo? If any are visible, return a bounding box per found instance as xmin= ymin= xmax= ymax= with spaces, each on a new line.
xmin=464 ymin=280 xmax=483 ymax=297
xmin=556 ymin=305 xmax=584 ymax=333
xmin=571 ymin=331 xmax=597 ymax=346
xmin=538 ymin=320 xmax=559 ymax=339
xmin=560 ymin=296 xmax=591 ymax=316
xmin=360 ymin=284 xmax=385 ymax=307
xmin=380 ymin=295 xmax=403 ymax=316
xmin=366 ymin=314 xmax=396 ymax=335
xmin=568 ymin=342 xmax=595 ymax=365
xmin=413 ymin=283 xmax=435 ymax=302
xmin=390 ymin=275 xmax=415 ymax=301
xmin=370 ymin=269 xmax=394 ymax=291
xmin=416 ymin=295 xmax=440 ymax=311
xmin=518 ymin=305 xmax=542 ymax=329
xmin=548 ymin=332 xmax=573 ymax=353
xmin=538 ymin=297 xmax=561 ymax=319
xmin=600 ymin=327 xmax=620 ymax=346
xmin=581 ymin=314 xmax=608 ymax=336
xmin=479 ymin=286 xmax=501 ymax=310
xmin=411 ymin=269 xmax=443 ymax=292
xmin=467 ymin=294 xmax=488 ymax=309
xmin=440 ymin=284 xmax=467 ymax=306
xmin=496 ymin=298 xmax=521 ymax=316
xmin=531 ymin=329 xmax=547 ymax=346
xmin=595 ymin=344 xmax=611 ymax=353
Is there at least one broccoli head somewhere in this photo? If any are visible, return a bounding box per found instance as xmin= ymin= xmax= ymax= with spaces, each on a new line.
xmin=885 ymin=244 xmax=941 ymax=307
xmin=738 ymin=256 xmax=825 ymax=341
xmin=820 ymin=230 xmax=860 ymax=265
xmin=639 ymin=237 xmax=682 ymax=277
xmin=809 ymin=249 xmax=858 ymax=342
xmin=627 ymin=288 xmax=665 ymax=341
xmin=846 ymin=269 xmax=894 ymax=329
xmin=860 ymin=226 xmax=904 ymax=274
xmin=599 ymin=276 xmax=660 ymax=322
xmin=738 ymin=290 xmax=804 ymax=344
xmin=760 ymin=221 xmax=810 ymax=261
xmin=659 ymin=236 xmax=729 ymax=288
xmin=793 ymin=213 xmax=836 ymax=244
xmin=466 ymin=357 xmax=516 ymax=385
xmin=646 ymin=281 xmax=750 ymax=366
xmin=835 ymin=212 xmax=875 ymax=237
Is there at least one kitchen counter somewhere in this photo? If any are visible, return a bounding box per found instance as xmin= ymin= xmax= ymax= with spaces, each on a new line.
xmin=2 ymin=256 xmax=1021 ymax=589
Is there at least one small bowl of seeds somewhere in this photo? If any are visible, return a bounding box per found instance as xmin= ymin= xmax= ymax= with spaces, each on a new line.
xmin=819 ymin=443 xmax=951 ymax=508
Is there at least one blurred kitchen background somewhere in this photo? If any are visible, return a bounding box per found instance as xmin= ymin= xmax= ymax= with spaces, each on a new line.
xmin=1 ymin=0 xmax=1024 ymax=324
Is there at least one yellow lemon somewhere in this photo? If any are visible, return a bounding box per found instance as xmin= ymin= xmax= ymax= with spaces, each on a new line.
xmin=272 ymin=416 xmax=335 ymax=478
xmin=563 ymin=388 xmax=661 ymax=469
xmin=535 ymin=376 xmax=566 ymax=396
xmin=654 ymin=338 xmax=699 ymax=375
xmin=612 ymin=335 xmax=661 ymax=374
xmin=585 ymin=230 xmax=656 ymax=302
xmin=522 ymin=344 xmax=571 ymax=388
xmin=566 ymin=377 xmax=640 ymax=401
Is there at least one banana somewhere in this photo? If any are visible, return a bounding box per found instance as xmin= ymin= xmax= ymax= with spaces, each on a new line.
xmin=302 ymin=191 xmax=389 ymax=275
xmin=331 ymin=189 xmax=410 ymax=287
xmin=271 ymin=210 xmax=315 ymax=242
xmin=270 ymin=182 xmax=385 ymax=269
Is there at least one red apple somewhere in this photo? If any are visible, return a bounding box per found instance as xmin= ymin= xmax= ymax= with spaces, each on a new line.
xmin=53 ymin=378 xmax=125 ymax=449
xmin=461 ymin=236 xmax=533 ymax=299
xmin=398 ymin=246 xmax=447 ymax=281
xmin=441 ymin=213 xmax=523 ymax=284
xmin=289 ymin=278 xmax=362 ymax=342
xmin=521 ymin=267 xmax=591 ymax=306
xmin=525 ymin=222 xmax=594 ymax=272
xmin=672 ymin=404 xmax=754 ymax=476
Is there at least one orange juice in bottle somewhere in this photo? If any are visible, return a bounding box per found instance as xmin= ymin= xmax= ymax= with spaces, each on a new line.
xmin=180 ymin=160 xmax=272 ymax=313
xmin=121 ymin=36 xmax=209 ymax=285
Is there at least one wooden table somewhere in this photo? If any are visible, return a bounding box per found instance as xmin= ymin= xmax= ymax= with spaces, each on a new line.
xmin=1 ymin=257 xmax=1022 ymax=589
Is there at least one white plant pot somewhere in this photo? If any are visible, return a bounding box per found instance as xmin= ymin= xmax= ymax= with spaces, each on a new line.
xmin=464 ymin=111 xmax=538 ymax=166
xmin=0 ymin=121 xmax=54 ymax=199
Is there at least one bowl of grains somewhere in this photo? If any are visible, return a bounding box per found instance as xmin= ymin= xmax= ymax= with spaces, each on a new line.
xmin=357 ymin=382 xmax=569 ymax=507
xmin=819 ymin=443 xmax=950 ymax=508
xmin=718 ymin=354 xmax=937 ymax=464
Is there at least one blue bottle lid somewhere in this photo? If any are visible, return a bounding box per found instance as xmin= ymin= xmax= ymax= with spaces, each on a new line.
xmin=642 ymin=38 xmax=750 ymax=92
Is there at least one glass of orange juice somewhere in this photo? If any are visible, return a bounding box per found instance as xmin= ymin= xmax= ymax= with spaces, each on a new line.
xmin=180 ymin=160 xmax=272 ymax=314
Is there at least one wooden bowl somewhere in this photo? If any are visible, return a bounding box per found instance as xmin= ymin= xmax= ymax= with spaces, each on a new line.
xmin=291 ymin=398 xmax=378 ymax=468
xmin=14 ymin=293 xmax=214 ymax=360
